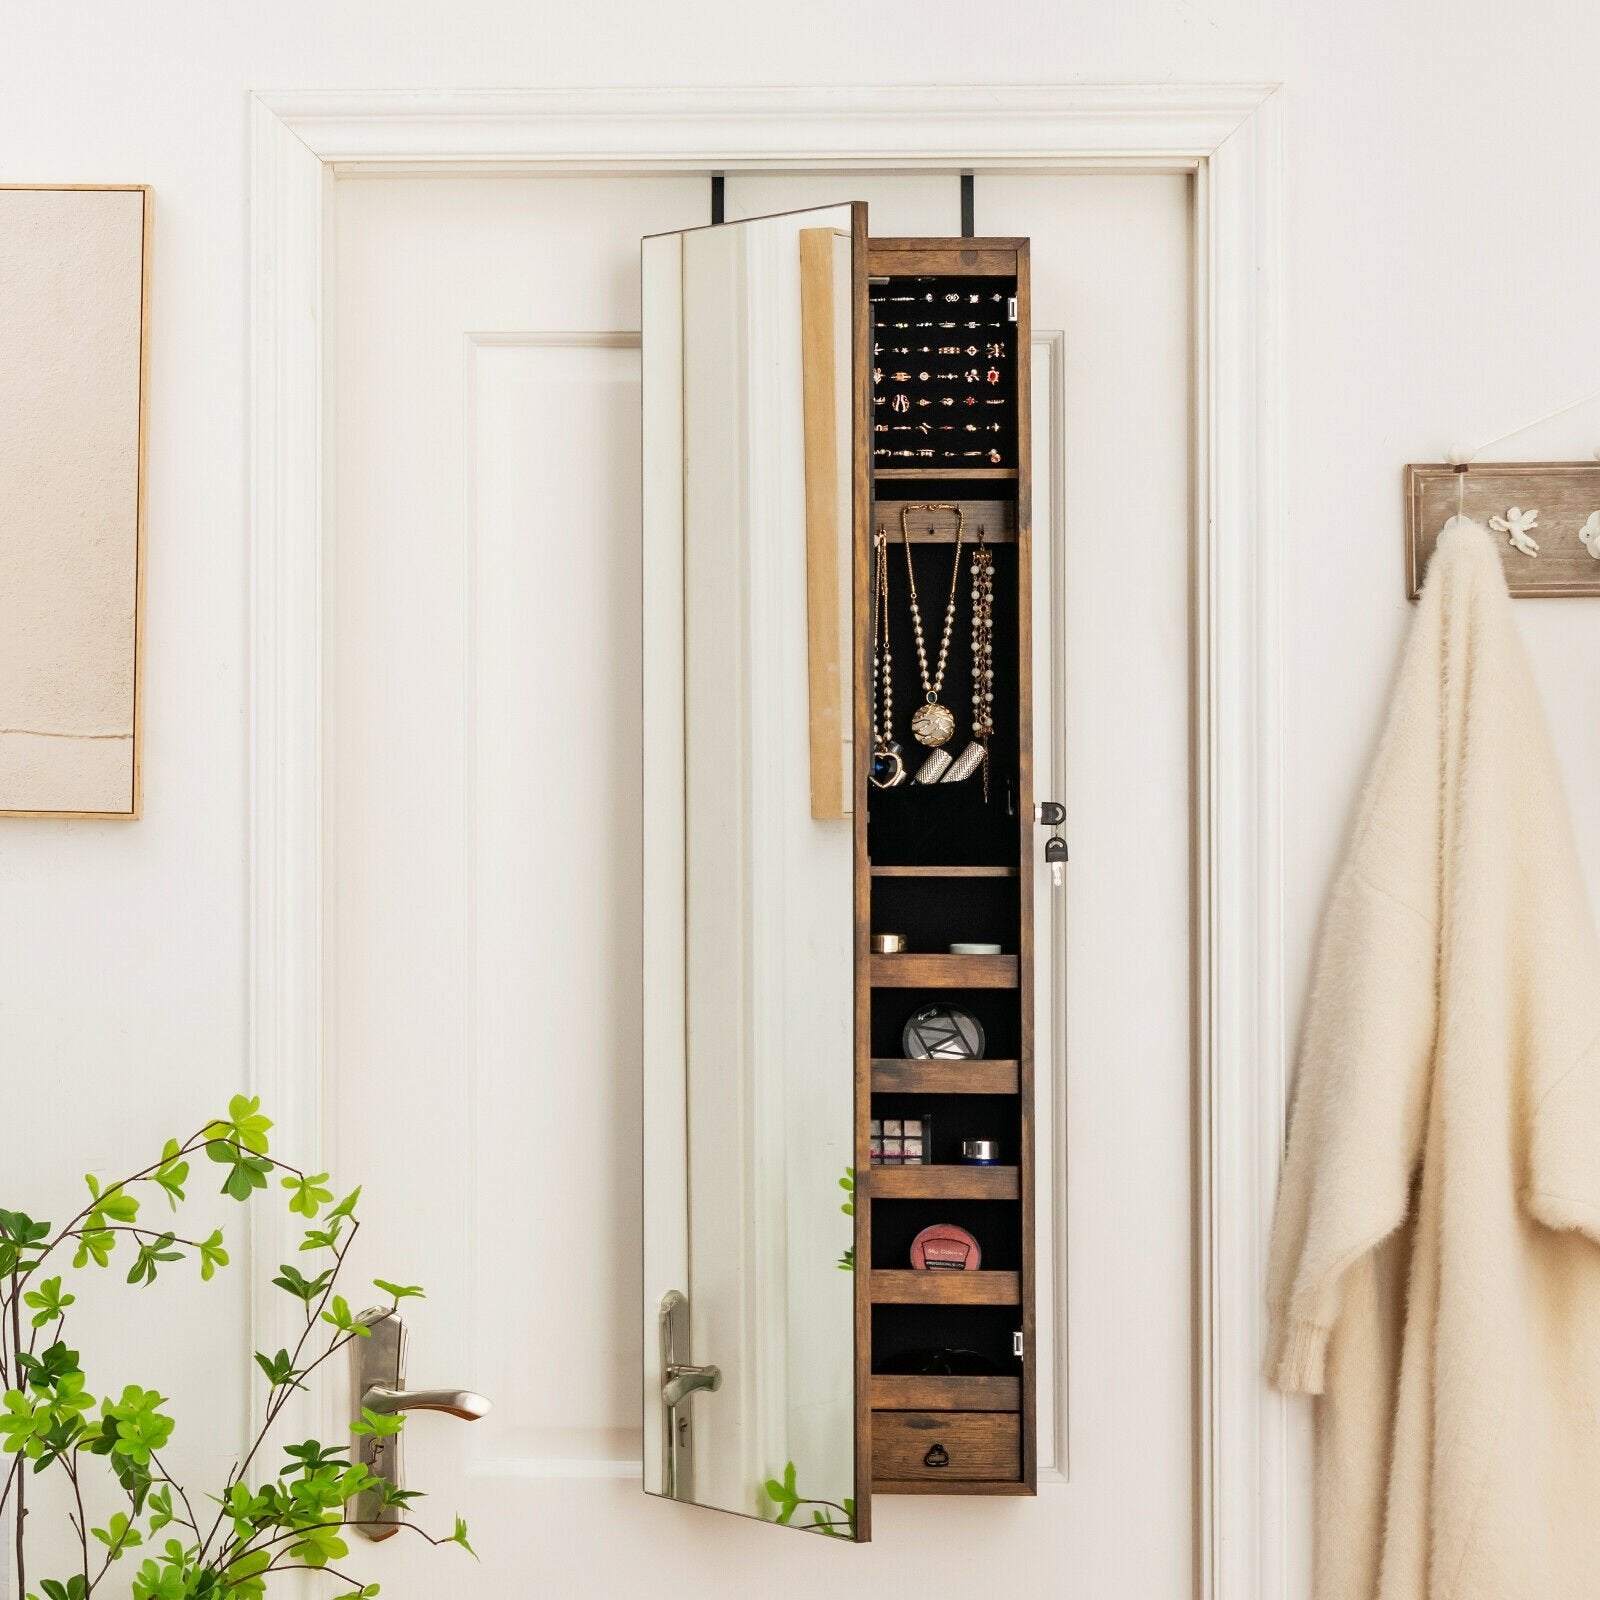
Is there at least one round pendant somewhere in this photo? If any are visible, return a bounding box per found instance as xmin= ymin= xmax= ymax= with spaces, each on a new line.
xmin=869 ymin=745 xmax=906 ymax=789
xmin=911 ymin=700 xmax=955 ymax=748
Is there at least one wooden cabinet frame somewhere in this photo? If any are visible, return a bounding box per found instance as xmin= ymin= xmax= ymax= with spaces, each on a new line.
xmin=853 ymin=236 xmax=1036 ymax=1521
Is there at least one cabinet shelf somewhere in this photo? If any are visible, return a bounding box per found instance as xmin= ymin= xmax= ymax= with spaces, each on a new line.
xmin=874 ymin=467 xmax=1019 ymax=481
xmin=870 ymin=953 xmax=1018 ymax=989
xmin=868 ymin=1270 xmax=1020 ymax=1306
xmin=873 ymin=1479 xmax=1031 ymax=1497
xmin=864 ymin=1165 xmax=1019 ymax=1200
xmin=883 ymin=527 xmax=1017 ymax=545
xmin=872 ymin=1059 xmax=1019 ymax=1095
xmin=869 ymin=865 xmax=1018 ymax=878
xmin=870 ymin=1375 xmax=1021 ymax=1412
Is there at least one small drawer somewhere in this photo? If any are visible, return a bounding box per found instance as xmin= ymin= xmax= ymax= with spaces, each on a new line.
xmin=871 ymin=1410 xmax=1021 ymax=1482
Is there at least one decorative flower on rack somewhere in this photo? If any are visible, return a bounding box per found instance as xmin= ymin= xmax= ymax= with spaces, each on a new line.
xmin=1489 ymin=506 xmax=1540 ymax=558
xmin=1580 ymin=511 xmax=1600 ymax=560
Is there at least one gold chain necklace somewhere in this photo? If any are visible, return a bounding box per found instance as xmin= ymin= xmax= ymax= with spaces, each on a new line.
xmin=901 ymin=503 xmax=964 ymax=747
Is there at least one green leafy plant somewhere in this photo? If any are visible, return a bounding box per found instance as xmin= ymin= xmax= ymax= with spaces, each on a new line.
xmin=0 ymin=1098 xmax=474 ymax=1598
xmin=762 ymin=1461 xmax=855 ymax=1538
xmin=836 ymin=1168 xmax=854 ymax=1273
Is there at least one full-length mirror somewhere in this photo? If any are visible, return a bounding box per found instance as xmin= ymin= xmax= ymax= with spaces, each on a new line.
xmin=641 ymin=202 xmax=863 ymax=1535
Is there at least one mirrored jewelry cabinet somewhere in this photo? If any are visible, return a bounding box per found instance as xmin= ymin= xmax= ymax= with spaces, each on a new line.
xmin=857 ymin=235 xmax=1035 ymax=1506
xmin=643 ymin=204 xmax=1039 ymax=1543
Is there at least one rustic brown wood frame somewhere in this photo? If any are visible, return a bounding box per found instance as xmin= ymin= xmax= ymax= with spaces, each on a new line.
xmin=853 ymin=235 xmax=1035 ymax=1515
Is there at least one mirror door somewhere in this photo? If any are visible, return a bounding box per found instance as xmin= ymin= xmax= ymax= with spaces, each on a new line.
xmin=641 ymin=201 xmax=867 ymax=1538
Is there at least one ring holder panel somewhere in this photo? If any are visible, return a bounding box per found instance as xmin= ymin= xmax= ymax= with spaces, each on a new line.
xmin=870 ymin=275 xmax=1020 ymax=469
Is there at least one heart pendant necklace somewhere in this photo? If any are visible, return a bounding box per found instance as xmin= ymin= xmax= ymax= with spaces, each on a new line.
xmin=869 ymin=528 xmax=906 ymax=788
xmin=902 ymin=503 xmax=965 ymax=747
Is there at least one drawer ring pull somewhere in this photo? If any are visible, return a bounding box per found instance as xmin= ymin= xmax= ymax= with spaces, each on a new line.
xmin=923 ymin=1442 xmax=950 ymax=1469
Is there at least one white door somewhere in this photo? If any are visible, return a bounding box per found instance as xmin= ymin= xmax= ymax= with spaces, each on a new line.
xmin=327 ymin=169 xmax=1192 ymax=1596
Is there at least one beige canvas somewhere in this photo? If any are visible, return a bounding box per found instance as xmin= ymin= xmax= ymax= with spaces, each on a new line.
xmin=0 ymin=186 xmax=146 ymax=815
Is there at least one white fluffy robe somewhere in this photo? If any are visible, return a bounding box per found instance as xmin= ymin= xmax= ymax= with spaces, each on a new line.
xmin=1267 ymin=517 xmax=1600 ymax=1600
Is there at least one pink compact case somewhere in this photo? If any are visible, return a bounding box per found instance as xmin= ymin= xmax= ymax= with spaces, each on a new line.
xmin=909 ymin=1222 xmax=982 ymax=1272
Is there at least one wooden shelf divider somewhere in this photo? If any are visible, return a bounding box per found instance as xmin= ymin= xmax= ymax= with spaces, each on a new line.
xmin=871 ymin=1059 xmax=1020 ymax=1095
xmin=869 ymin=496 xmax=1016 ymax=540
xmin=872 ymin=1479 xmax=1032 ymax=1497
xmin=869 ymin=865 xmax=1018 ymax=878
xmin=868 ymin=1270 xmax=1020 ymax=1306
xmin=873 ymin=526 xmax=1016 ymax=545
xmin=874 ymin=467 xmax=1019 ymax=481
xmin=870 ymin=952 xmax=1018 ymax=989
xmin=870 ymin=1375 xmax=1021 ymax=1413
xmin=863 ymin=1164 xmax=1020 ymax=1200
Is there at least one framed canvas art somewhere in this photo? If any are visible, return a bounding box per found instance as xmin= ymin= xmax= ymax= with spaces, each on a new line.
xmin=0 ymin=184 xmax=149 ymax=817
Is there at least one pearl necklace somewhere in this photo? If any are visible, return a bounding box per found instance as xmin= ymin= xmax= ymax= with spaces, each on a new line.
xmin=901 ymin=503 xmax=965 ymax=747
xmin=970 ymin=531 xmax=995 ymax=796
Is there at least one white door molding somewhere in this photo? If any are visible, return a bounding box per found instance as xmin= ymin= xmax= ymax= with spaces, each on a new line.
xmin=249 ymin=83 xmax=1285 ymax=1600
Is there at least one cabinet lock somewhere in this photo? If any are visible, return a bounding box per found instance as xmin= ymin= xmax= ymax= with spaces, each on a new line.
xmin=1036 ymin=799 xmax=1068 ymax=887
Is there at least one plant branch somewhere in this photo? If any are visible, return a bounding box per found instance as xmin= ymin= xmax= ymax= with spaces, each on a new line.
xmin=213 ymin=1320 xmax=376 ymax=1570
xmin=87 ymin=1522 xmax=132 ymax=1591
xmin=10 ymin=1270 xmax=25 ymax=1597
xmin=15 ymin=1127 xmax=306 ymax=1296
xmin=201 ymin=1221 xmax=365 ymax=1564
xmin=63 ymin=1225 xmax=221 ymax=1251
xmin=149 ymin=1449 xmax=202 ymax=1534
xmin=61 ymin=1454 xmax=91 ymax=1594
xmin=0 ymin=1109 xmax=448 ymax=1599
xmin=249 ymin=1513 xmax=463 ymax=1566
xmin=20 ymin=1140 xmax=200 ymax=1288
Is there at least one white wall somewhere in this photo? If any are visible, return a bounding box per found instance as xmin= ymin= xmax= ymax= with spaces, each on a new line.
xmin=6 ymin=1 xmax=1600 ymax=1593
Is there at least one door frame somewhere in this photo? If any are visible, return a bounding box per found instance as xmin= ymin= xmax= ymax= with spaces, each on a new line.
xmin=248 ymin=84 xmax=1287 ymax=1600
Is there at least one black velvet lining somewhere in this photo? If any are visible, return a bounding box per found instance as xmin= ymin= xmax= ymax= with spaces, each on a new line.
xmin=870 ymin=275 xmax=1019 ymax=468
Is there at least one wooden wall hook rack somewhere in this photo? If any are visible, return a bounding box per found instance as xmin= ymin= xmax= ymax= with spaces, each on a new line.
xmin=1405 ymin=461 xmax=1600 ymax=598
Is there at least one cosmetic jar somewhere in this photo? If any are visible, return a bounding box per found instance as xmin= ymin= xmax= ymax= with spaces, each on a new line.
xmin=949 ymin=941 xmax=1002 ymax=955
xmin=872 ymin=932 xmax=908 ymax=954
xmin=909 ymin=1222 xmax=981 ymax=1272
xmin=961 ymin=1139 xmax=998 ymax=1165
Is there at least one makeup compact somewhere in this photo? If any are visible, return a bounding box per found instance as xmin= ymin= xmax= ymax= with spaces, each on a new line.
xmin=903 ymin=1002 xmax=985 ymax=1059
xmin=910 ymin=1222 xmax=982 ymax=1271
xmin=871 ymin=1114 xmax=929 ymax=1165
xmin=902 ymin=1117 xmax=925 ymax=1164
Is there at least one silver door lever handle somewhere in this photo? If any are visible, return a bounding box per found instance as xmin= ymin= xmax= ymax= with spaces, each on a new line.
xmin=361 ymin=1384 xmax=491 ymax=1421
xmin=350 ymin=1310 xmax=491 ymax=1539
xmin=662 ymin=1362 xmax=721 ymax=1408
